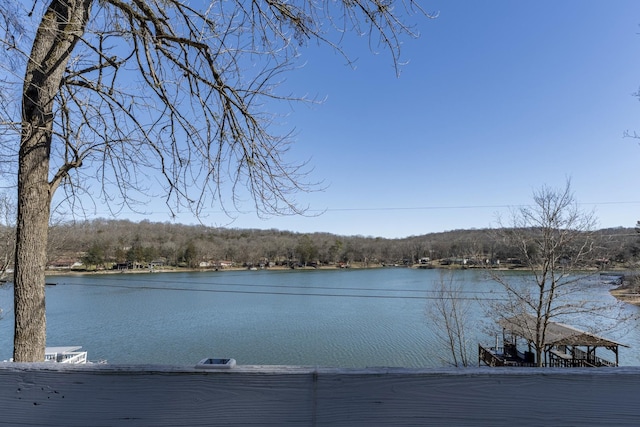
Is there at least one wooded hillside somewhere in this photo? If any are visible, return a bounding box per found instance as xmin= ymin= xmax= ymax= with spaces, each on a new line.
xmin=15 ymin=219 xmax=634 ymax=271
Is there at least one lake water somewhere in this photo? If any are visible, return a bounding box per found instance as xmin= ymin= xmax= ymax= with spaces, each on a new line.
xmin=1 ymin=268 xmax=639 ymax=367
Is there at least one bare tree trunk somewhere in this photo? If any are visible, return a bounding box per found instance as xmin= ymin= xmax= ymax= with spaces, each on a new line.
xmin=14 ymin=0 xmax=92 ymax=362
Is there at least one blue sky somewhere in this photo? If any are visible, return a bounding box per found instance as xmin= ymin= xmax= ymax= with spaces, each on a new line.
xmin=87 ymin=1 xmax=640 ymax=237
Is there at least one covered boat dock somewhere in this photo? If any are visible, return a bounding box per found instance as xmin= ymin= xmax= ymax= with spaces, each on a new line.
xmin=479 ymin=314 xmax=627 ymax=367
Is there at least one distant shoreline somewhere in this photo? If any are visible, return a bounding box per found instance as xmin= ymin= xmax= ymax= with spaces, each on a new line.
xmin=610 ymin=273 xmax=640 ymax=306
xmin=44 ymin=263 xmax=382 ymax=277
xmin=610 ymin=287 xmax=640 ymax=306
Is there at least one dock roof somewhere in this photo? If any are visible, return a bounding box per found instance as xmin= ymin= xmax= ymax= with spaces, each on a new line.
xmin=498 ymin=314 xmax=627 ymax=348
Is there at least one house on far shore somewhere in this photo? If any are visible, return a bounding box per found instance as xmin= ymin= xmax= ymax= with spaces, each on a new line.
xmin=47 ymin=259 xmax=83 ymax=270
xmin=479 ymin=314 xmax=627 ymax=368
xmin=216 ymin=260 xmax=234 ymax=269
xmin=198 ymin=260 xmax=236 ymax=269
xmin=149 ymin=259 xmax=165 ymax=268
xmin=113 ymin=262 xmax=146 ymax=270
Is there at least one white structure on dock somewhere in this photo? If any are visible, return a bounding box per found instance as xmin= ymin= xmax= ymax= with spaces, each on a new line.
xmin=44 ymin=346 xmax=88 ymax=364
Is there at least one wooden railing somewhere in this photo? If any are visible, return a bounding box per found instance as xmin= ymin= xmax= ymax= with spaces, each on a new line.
xmin=481 ymin=345 xmax=616 ymax=368
xmin=478 ymin=345 xmax=537 ymax=367
xmin=2 ymin=363 xmax=640 ymax=426
xmin=478 ymin=344 xmax=505 ymax=367
xmin=572 ymin=348 xmax=616 ymax=367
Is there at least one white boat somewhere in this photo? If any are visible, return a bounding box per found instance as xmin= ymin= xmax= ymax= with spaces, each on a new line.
xmin=45 ymin=346 xmax=88 ymax=364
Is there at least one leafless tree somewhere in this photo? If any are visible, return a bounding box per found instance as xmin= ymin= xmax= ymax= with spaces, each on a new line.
xmin=426 ymin=270 xmax=473 ymax=367
xmin=488 ymin=180 xmax=628 ymax=366
xmin=0 ymin=0 xmax=432 ymax=361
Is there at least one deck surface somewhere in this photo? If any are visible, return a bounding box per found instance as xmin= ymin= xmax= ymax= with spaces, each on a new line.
xmin=1 ymin=363 xmax=639 ymax=426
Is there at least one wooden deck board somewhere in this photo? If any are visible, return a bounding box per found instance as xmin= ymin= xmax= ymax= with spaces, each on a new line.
xmin=1 ymin=363 xmax=640 ymax=426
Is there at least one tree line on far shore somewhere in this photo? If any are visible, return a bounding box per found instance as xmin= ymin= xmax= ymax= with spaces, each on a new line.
xmin=0 ymin=218 xmax=626 ymax=271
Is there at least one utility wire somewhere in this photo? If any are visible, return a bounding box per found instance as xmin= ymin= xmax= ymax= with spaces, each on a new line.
xmin=62 ymin=281 xmax=502 ymax=300
xmin=51 ymin=276 xmax=610 ymax=303
xmin=87 ymin=200 xmax=640 ymax=216
xmin=80 ymin=273 xmax=502 ymax=295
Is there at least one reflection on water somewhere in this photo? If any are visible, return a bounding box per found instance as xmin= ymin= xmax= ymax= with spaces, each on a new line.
xmin=1 ymin=268 xmax=638 ymax=367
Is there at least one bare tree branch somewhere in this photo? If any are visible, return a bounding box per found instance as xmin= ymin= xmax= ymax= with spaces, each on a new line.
xmin=0 ymin=0 xmax=433 ymax=361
